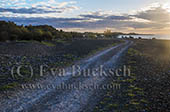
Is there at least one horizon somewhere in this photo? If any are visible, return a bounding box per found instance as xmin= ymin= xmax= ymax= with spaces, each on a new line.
xmin=0 ymin=0 xmax=170 ymax=35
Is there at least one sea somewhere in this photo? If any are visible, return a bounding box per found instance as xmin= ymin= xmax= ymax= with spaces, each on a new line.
xmin=118 ymin=35 xmax=170 ymax=40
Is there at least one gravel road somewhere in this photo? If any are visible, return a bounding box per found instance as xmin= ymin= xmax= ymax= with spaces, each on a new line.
xmin=0 ymin=40 xmax=132 ymax=112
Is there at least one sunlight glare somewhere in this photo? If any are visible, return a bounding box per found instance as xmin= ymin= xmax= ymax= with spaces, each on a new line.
xmin=163 ymin=2 xmax=170 ymax=12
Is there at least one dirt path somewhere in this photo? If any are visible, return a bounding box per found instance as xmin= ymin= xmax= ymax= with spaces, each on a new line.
xmin=0 ymin=40 xmax=133 ymax=112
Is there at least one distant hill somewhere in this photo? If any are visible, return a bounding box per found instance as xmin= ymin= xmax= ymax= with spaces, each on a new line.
xmin=127 ymin=33 xmax=154 ymax=35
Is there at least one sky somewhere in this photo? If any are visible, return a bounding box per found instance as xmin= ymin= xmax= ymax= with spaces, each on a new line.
xmin=0 ymin=0 xmax=170 ymax=34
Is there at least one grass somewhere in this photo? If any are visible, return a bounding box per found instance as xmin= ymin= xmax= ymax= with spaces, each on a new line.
xmin=41 ymin=41 xmax=56 ymax=47
xmin=55 ymin=39 xmax=68 ymax=44
xmin=0 ymin=82 xmax=19 ymax=91
xmin=16 ymin=40 xmax=57 ymax=47
xmin=16 ymin=40 xmax=36 ymax=43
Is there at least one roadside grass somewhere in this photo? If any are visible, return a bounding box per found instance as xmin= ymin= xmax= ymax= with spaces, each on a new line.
xmin=16 ymin=40 xmax=64 ymax=47
xmin=16 ymin=40 xmax=37 ymax=43
xmin=55 ymin=39 xmax=69 ymax=44
xmin=0 ymin=82 xmax=19 ymax=91
xmin=41 ymin=41 xmax=56 ymax=47
xmin=87 ymin=43 xmax=118 ymax=58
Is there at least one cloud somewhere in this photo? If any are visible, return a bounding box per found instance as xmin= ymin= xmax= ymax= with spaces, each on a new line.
xmin=0 ymin=4 xmax=170 ymax=33
xmin=0 ymin=7 xmax=63 ymax=14
xmin=0 ymin=17 xmax=86 ymax=27
xmin=80 ymin=11 xmax=131 ymax=20
xmin=105 ymin=15 xmax=131 ymax=20
xmin=133 ymin=6 xmax=170 ymax=23
xmin=0 ymin=0 xmax=78 ymax=14
xmin=0 ymin=15 xmax=153 ymax=30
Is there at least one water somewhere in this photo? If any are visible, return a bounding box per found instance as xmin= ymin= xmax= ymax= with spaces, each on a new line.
xmin=118 ymin=34 xmax=170 ymax=40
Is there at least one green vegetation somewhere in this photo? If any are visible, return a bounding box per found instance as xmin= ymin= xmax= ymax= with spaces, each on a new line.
xmin=0 ymin=82 xmax=19 ymax=91
xmin=41 ymin=41 xmax=56 ymax=47
xmin=0 ymin=21 xmax=123 ymax=42
xmin=0 ymin=21 xmax=83 ymax=42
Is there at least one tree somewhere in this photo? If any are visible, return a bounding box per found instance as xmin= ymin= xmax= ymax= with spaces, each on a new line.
xmin=129 ymin=36 xmax=134 ymax=39
xmin=0 ymin=31 xmax=9 ymax=41
xmin=32 ymin=29 xmax=44 ymax=41
xmin=43 ymin=31 xmax=53 ymax=40
xmin=10 ymin=34 xmax=18 ymax=41
xmin=104 ymin=29 xmax=112 ymax=37
xmin=138 ymin=37 xmax=142 ymax=39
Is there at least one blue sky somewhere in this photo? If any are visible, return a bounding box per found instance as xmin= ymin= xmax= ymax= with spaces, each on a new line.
xmin=0 ymin=0 xmax=170 ymax=34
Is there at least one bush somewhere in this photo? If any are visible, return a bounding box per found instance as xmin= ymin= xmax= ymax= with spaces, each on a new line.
xmin=0 ymin=31 xmax=9 ymax=41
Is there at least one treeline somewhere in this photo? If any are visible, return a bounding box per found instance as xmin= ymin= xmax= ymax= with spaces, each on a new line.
xmin=0 ymin=21 xmax=123 ymax=42
xmin=0 ymin=21 xmax=85 ymax=42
